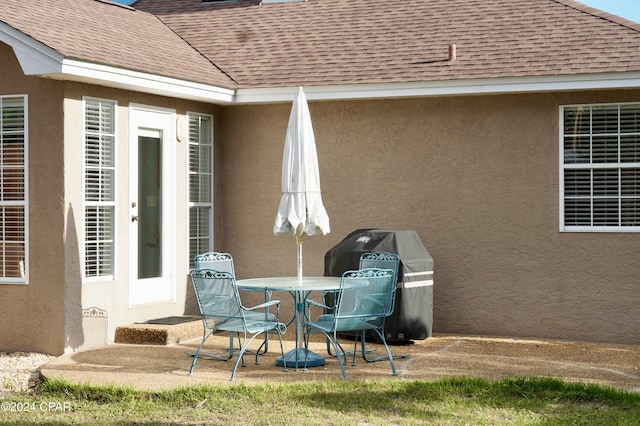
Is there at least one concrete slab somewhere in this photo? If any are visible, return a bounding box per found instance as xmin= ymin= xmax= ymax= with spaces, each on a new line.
xmin=41 ymin=334 xmax=640 ymax=392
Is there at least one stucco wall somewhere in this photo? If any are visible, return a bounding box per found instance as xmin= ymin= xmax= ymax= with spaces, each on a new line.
xmin=0 ymin=43 xmax=66 ymax=354
xmin=2 ymin=33 xmax=638 ymax=352
xmin=62 ymin=84 xmax=221 ymax=354
xmin=218 ymin=91 xmax=640 ymax=344
xmin=1 ymin=42 xmax=222 ymax=354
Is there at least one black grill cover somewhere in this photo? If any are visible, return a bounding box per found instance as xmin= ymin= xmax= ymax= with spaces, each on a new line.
xmin=324 ymin=229 xmax=433 ymax=341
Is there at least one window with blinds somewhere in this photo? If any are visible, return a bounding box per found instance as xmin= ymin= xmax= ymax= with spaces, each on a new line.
xmin=84 ymin=98 xmax=116 ymax=279
xmin=561 ymin=103 xmax=640 ymax=231
xmin=188 ymin=113 xmax=213 ymax=267
xmin=0 ymin=96 xmax=27 ymax=283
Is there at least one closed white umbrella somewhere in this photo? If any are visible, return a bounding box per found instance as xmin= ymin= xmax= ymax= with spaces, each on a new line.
xmin=274 ymin=87 xmax=330 ymax=280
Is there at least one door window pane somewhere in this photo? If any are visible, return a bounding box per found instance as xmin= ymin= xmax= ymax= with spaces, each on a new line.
xmin=138 ymin=133 xmax=162 ymax=279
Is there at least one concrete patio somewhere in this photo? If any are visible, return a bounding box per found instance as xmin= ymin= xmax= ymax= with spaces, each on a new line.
xmin=41 ymin=330 xmax=640 ymax=393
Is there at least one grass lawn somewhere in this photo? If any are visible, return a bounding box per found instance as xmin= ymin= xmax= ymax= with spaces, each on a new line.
xmin=0 ymin=376 xmax=638 ymax=425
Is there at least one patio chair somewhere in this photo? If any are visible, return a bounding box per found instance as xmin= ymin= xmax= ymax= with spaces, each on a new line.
xmin=323 ymin=251 xmax=400 ymax=359
xmin=193 ymin=252 xmax=272 ymax=357
xmin=357 ymin=252 xmax=408 ymax=362
xmin=188 ymin=269 xmax=287 ymax=380
xmin=304 ymin=268 xmax=397 ymax=380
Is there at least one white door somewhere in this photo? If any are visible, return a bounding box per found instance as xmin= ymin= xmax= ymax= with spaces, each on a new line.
xmin=129 ymin=106 xmax=175 ymax=305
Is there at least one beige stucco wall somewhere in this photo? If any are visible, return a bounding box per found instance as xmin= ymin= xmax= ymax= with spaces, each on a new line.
xmin=0 ymin=43 xmax=66 ymax=354
xmin=0 ymin=42 xmax=222 ymax=354
xmin=61 ymin=85 xmax=220 ymax=354
xmin=218 ymin=91 xmax=640 ymax=345
xmin=2 ymin=34 xmax=638 ymax=353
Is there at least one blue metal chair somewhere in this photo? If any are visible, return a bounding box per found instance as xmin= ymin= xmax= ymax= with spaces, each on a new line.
xmin=192 ymin=252 xmax=272 ymax=358
xmin=357 ymin=252 xmax=408 ymax=362
xmin=323 ymin=251 xmax=401 ymax=358
xmin=304 ymin=268 xmax=397 ymax=379
xmin=188 ymin=269 xmax=287 ymax=380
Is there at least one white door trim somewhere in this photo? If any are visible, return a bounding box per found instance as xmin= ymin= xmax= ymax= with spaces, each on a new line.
xmin=128 ymin=104 xmax=176 ymax=306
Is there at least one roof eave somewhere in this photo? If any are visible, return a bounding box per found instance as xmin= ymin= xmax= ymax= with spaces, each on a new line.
xmin=1 ymin=21 xmax=235 ymax=104
xmin=233 ymin=73 xmax=640 ymax=103
xmin=3 ymin=20 xmax=640 ymax=104
xmin=0 ymin=21 xmax=64 ymax=74
xmin=55 ymin=59 xmax=236 ymax=104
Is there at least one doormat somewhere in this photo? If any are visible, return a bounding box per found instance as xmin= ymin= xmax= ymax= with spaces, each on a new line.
xmin=142 ymin=316 xmax=200 ymax=325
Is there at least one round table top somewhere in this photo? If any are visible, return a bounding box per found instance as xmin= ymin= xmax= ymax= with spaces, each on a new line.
xmin=236 ymin=276 xmax=341 ymax=291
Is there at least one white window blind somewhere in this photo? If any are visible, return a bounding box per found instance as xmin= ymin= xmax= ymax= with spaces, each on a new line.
xmin=0 ymin=96 xmax=27 ymax=283
xmin=84 ymin=98 xmax=116 ymax=278
xmin=188 ymin=113 xmax=213 ymax=267
xmin=561 ymin=103 xmax=640 ymax=231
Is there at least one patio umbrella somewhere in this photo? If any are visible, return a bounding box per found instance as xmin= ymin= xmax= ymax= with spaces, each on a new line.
xmin=274 ymin=86 xmax=330 ymax=281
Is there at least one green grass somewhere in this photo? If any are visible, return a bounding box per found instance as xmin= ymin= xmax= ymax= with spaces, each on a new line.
xmin=0 ymin=377 xmax=638 ymax=425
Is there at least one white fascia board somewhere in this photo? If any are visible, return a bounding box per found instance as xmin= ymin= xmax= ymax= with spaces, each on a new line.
xmin=55 ymin=59 xmax=235 ymax=104
xmin=233 ymin=72 xmax=640 ymax=104
xmin=0 ymin=22 xmax=64 ymax=74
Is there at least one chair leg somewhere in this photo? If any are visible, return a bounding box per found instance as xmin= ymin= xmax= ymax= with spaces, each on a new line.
xmin=360 ymin=331 xmax=411 ymax=363
xmin=230 ymin=328 xmax=286 ymax=381
xmin=351 ymin=330 xmax=365 ymax=366
xmin=331 ymin=332 xmax=348 ymax=380
xmin=305 ymin=327 xmax=347 ymax=379
xmin=372 ymin=329 xmax=397 ymax=376
xmin=230 ymin=331 xmax=253 ymax=381
xmin=189 ymin=329 xmax=214 ymax=375
xmin=277 ymin=328 xmax=287 ymax=373
xmin=235 ymin=332 xmax=247 ymax=368
xmin=326 ymin=335 xmax=335 ymax=356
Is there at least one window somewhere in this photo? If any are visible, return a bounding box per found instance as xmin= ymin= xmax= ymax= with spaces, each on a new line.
xmin=561 ymin=103 xmax=640 ymax=231
xmin=83 ymin=98 xmax=116 ymax=279
xmin=188 ymin=113 xmax=213 ymax=267
xmin=0 ymin=96 xmax=27 ymax=283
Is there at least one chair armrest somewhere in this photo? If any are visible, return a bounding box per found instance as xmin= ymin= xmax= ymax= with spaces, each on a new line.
xmin=246 ymin=299 xmax=280 ymax=311
xmin=306 ymin=299 xmax=331 ymax=310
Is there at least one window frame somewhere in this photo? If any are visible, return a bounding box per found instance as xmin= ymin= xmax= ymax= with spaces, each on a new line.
xmin=187 ymin=112 xmax=214 ymax=269
xmin=82 ymin=96 xmax=117 ymax=282
xmin=560 ymin=101 xmax=640 ymax=233
xmin=0 ymin=94 xmax=28 ymax=284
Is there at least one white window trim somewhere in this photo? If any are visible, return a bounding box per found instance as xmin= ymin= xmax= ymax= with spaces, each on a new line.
xmin=187 ymin=111 xmax=214 ymax=270
xmin=82 ymin=96 xmax=117 ymax=282
xmin=0 ymin=94 xmax=28 ymax=284
xmin=560 ymin=101 xmax=640 ymax=233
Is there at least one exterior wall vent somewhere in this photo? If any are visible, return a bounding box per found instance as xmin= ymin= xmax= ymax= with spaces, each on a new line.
xmin=448 ymin=44 xmax=457 ymax=61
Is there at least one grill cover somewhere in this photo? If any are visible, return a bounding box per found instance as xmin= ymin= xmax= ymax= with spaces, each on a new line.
xmin=324 ymin=229 xmax=433 ymax=341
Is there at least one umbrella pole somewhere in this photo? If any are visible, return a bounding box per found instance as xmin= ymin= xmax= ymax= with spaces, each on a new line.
xmin=296 ymin=235 xmax=303 ymax=281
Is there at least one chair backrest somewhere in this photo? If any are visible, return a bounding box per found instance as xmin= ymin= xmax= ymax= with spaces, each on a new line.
xmin=336 ymin=268 xmax=396 ymax=327
xmin=359 ymin=252 xmax=400 ymax=282
xmin=359 ymin=252 xmax=399 ymax=314
xmin=194 ymin=252 xmax=235 ymax=276
xmin=189 ymin=269 xmax=244 ymax=328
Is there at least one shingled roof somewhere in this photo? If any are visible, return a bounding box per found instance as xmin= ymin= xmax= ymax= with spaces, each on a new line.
xmin=0 ymin=0 xmax=235 ymax=88
xmin=2 ymin=0 xmax=640 ymax=100
xmin=132 ymin=0 xmax=640 ymax=89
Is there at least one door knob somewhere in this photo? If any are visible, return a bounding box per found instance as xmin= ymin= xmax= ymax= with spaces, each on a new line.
xmin=131 ymin=215 xmax=139 ymax=222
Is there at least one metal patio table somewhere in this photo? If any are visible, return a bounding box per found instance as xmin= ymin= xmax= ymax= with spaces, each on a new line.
xmin=236 ymin=276 xmax=344 ymax=369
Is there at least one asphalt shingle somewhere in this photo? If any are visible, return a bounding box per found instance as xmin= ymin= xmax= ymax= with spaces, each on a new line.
xmin=133 ymin=0 xmax=640 ymax=88
xmin=0 ymin=0 xmax=236 ymax=87
xmin=3 ymin=0 xmax=640 ymax=90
